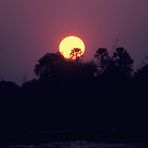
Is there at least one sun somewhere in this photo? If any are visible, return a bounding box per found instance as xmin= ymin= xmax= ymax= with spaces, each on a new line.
xmin=59 ymin=36 xmax=85 ymax=60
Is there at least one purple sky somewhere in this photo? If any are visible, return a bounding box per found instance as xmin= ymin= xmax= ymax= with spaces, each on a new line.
xmin=0 ymin=0 xmax=148 ymax=84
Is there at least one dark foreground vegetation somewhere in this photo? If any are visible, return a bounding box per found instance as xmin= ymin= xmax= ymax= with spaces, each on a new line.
xmin=1 ymin=47 xmax=148 ymax=146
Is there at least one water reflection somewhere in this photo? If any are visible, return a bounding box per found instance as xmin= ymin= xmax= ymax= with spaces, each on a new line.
xmin=9 ymin=141 xmax=148 ymax=148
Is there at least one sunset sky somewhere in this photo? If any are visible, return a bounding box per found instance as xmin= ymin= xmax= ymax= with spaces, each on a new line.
xmin=0 ymin=0 xmax=148 ymax=84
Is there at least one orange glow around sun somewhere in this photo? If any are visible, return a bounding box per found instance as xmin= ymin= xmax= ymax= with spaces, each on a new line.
xmin=59 ymin=36 xmax=85 ymax=59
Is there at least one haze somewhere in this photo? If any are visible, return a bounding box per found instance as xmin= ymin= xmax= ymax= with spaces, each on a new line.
xmin=0 ymin=0 xmax=148 ymax=84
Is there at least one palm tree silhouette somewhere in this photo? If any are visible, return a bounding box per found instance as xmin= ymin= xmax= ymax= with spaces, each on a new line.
xmin=70 ymin=48 xmax=82 ymax=61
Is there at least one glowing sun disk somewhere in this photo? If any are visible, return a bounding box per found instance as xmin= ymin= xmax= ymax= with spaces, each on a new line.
xmin=59 ymin=36 xmax=85 ymax=59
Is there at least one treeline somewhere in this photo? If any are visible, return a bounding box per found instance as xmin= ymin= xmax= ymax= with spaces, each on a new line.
xmin=0 ymin=47 xmax=148 ymax=131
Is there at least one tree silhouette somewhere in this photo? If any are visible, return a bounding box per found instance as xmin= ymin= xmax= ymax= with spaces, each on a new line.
xmin=94 ymin=48 xmax=111 ymax=74
xmin=135 ymin=64 xmax=148 ymax=81
xmin=0 ymin=80 xmax=19 ymax=98
xmin=134 ymin=63 xmax=148 ymax=101
xmin=34 ymin=52 xmax=65 ymax=81
xmin=70 ymin=48 xmax=83 ymax=60
xmin=112 ymin=47 xmax=133 ymax=78
xmin=2 ymin=46 xmax=148 ymax=144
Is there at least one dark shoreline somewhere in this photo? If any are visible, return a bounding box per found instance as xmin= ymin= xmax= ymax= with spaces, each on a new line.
xmin=8 ymin=141 xmax=148 ymax=148
xmin=4 ymin=128 xmax=148 ymax=146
